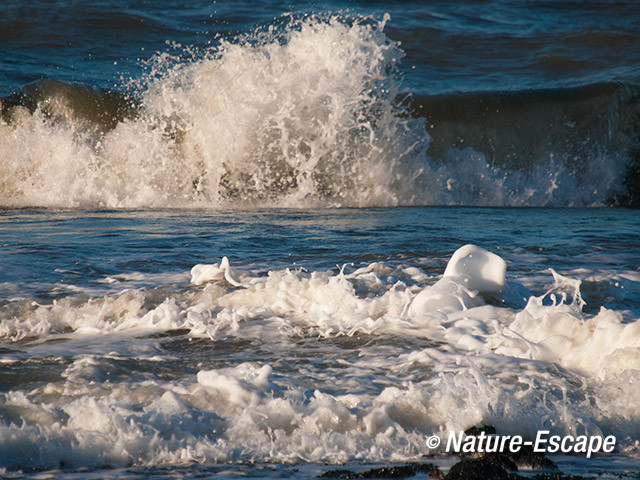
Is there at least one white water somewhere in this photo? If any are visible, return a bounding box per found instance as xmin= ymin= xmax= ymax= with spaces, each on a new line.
xmin=0 ymin=14 xmax=627 ymax=208
xmin=1 ymin=245 xmax=639 ymax=470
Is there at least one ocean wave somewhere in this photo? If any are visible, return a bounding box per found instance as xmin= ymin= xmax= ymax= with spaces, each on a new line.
xmin=1 ymin=14 xmax=638 ymax=208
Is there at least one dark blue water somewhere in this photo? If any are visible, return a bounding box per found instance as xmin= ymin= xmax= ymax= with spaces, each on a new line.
xmin=1 ymin=0 xmax=640 ymax=208
xmin=1 ymin=208 xmax=638 ymax=305
xmin=2 ymin=0 xmax=639 ymax=96
xmin=2 ymin=1 xmax=640 ymax=478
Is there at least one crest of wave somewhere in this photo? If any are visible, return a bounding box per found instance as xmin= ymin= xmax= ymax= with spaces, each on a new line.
xmin=0 ymin=14 xmax=430 ymax=208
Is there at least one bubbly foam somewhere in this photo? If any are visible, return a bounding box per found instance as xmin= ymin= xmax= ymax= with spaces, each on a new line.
xmin=1 ymin=245 xmax=639 ymax=470
xmin=0 ymin=14 xmax=632 ymax=208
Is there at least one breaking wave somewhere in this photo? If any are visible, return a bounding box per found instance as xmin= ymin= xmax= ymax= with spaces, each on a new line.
xmin=1 ymin=14 xmax=638 ymax=208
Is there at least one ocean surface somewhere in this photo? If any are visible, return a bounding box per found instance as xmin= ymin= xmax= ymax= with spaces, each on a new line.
xmin=1 ymin=0 xmax=640 ymax=478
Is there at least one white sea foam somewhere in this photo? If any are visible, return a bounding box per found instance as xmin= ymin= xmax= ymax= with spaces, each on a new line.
xmin=0 ymin=14 xmax=627 ymax=208
xmin=1 ymin=245 xmax=639 ymax=469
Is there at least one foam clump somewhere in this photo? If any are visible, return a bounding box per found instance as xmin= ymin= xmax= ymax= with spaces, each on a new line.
xmin=190 ymin=256 xmax=243 ymax=286
xmin=197 ymin=364 xmax=273 ymax=407
xmin=505 ymin=292 xmax=640 ymax=379
xmin=146 ymin=390 xmax=188 ymax=415
xmin=408 ymin=245 xmax=506 ymax=316
xmin=443 ymin=244 xmax=507 ymax=296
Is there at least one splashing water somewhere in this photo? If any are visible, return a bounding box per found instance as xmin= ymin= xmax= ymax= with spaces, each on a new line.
xmin=0 ymin=15 xmax=426 ymax=208
xmin=2 ymin=243 xmax=640 ymax=470
xmin=0 ymin=14 xmax=633 ymax=208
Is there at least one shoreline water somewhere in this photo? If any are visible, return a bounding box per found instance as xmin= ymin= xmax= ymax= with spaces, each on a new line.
xmin=2 ymin=455 xmax=639 ymax=479
xmin=1 ymin=207 xmax=639 ymax=475
xmin=2 ymin=1 xmax=640 ymax=476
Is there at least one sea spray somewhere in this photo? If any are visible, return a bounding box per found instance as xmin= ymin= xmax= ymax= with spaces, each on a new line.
xmin=0 ymin=14 xmax=429 ymax=208
xmin=0 ymin=14 xmax=634 ymax=208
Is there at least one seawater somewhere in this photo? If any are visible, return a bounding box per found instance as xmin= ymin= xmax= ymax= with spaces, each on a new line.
xmin=2 ymin=0 xmax=640 ymax=477
xmin=1 ymin=208 xmax=639 ymax=478
xmin=2 ymin=3 xmax=640 ymax=208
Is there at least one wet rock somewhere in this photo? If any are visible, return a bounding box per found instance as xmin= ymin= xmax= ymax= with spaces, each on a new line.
xmin=464 ymin=425 xmax=497 ymax=436
xmin=320 ymin=463 xmax=443 ymax=479
xmin=485 ymin=446 xmax=558 ymax=471
xmin=530 ymin=475 xmax=588 ymax=480
xmin=444 ymin=447 xmax=557 ymax=479
xmin=444 ymin=458 xmax=518 ymax=480
xmin=459 ymin=426 xmax=557 ymax=471
xmin=321 ymin=469 xmax=358 ymax=478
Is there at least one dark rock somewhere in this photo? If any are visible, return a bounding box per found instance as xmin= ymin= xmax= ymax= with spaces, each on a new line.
xmin=531 ymin=475 xmax=588 ymax=480
xmin=485 ymin=446 xmax=558 ymax=471
xmin=464 ymin=425 xmax=497 ymax=436
xmin=456 ymin=426 xmax=558 ymax=471
xmin=320 ymin=463 xmax=443 ymax=479
xmin=475 ymin=454 xmax=518 ymax=472
xmin=321 ymin=469 xmax=358 ymax=478
xmin=445 ymin=458 xmax=518 ymax=480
